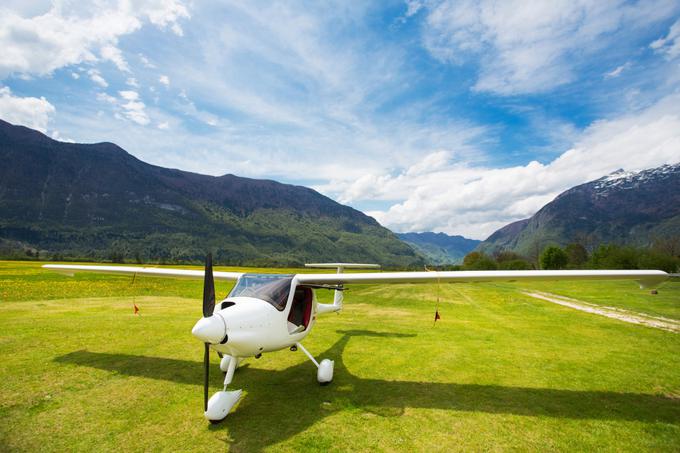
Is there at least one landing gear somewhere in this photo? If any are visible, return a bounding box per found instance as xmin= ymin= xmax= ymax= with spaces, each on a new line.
xmin=219 ymin=355 xmax=240 ymax=373
xmin=295 ymin=342 xmax=334 ymax=385
xmin=205 ymin=354 xmax=242 ymax=422
xmin=317 ymin=359 xmax=334 ymax=385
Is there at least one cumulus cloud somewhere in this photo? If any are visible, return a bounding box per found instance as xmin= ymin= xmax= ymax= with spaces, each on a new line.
xmin=118 ymin=90 xmax=150 ymax=125
xmin=650 ymin=19 xmax=680 ymax=58
xmin=421 ymin=0 xmax=677 ymax=94
xmin=159 ymin=75 xmax=170 ymax=86
xmin=0 ymin=1 xmax=190 ymax=78
xmin=336 ymin=93 xmax=680 ymax=239
xmin=0 ymin=86 xmax=55 ymax=133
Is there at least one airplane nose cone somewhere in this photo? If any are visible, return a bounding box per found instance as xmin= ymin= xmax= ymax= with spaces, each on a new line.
xmin=191 ymin=314 xmax=227 ymax=343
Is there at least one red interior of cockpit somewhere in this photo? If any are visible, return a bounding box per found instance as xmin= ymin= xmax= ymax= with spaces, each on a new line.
xmin=288 ymin=287 xmax=312 ymax=331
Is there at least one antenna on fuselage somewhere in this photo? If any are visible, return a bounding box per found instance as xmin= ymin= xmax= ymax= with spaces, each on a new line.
xmin=304 ymin=263 xmax=381 ymax=312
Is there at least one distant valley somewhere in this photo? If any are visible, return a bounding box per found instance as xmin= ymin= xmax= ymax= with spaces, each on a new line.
xmin=397 ymin=232 xmax=480 ymax=265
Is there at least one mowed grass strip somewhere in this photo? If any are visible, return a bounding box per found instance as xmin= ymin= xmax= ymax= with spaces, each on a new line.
xmin=508 ymin=279 xmax=680 ymax=321
xmin=0 ymin=261 xmax=678 ymax=452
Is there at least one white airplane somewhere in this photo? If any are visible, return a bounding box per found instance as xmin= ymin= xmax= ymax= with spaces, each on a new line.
xmin=43 ymin=258 xmax=668 ymax=423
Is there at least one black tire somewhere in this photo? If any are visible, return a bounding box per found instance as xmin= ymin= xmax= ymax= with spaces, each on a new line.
xmin=209 ymin=416 xmax=228 ymax=425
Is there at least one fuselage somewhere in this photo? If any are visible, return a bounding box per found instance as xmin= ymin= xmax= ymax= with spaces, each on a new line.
xmin=193 ymin=274 xmax=327 ymax=357
xmin=210 ymin=295 xmax=316 ymax=356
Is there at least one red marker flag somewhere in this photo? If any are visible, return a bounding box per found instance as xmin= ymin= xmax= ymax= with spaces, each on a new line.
xmin=134 ymin=303 xmax=140 ymax=315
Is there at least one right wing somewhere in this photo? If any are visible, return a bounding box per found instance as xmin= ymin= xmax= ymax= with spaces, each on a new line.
xmin=295 ymin=269 xmax=669 ymax=289
xmin=43 ymin=264 xmax=243 ymax=281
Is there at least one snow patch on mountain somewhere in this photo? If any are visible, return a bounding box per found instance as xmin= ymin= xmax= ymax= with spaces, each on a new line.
xmin=592 ymin=163 xmax=679 ymax=194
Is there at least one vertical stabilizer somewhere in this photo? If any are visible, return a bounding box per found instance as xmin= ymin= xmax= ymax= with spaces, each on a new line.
xmin=305 ymin=263 xmax=380 ymax=313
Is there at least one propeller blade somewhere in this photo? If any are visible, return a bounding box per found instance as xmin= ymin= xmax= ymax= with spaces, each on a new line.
xmin=203 ymin=253 xmax=216 ymax=318
xmin=204 ymin=343 xmax=210 ymax=412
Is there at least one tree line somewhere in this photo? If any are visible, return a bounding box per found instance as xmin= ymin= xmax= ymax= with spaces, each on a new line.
xmin=456 ymin=239 xmax=679 ymax=273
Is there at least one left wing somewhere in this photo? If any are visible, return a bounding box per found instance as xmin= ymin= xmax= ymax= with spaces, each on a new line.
xmin=43 ymin=264 xmax=243 ymax=281
xmin=295 ymin=269 xmax=669 ymax=289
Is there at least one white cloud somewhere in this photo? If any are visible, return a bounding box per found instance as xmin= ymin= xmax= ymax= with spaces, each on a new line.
xmin=339 ymin=93 xmax=680 ymax=239
xmin=71 ymin=72 xmax=79 ymax=79
xmin=87 ymin=69 xmax=108 ymax=87
xmin=159 ymin=75 xmax=170 ymax=86
xmin=96 ymin=92 xmax=117 ymax=104
xmin=0 ymin=1 xmax=190 ymax=78
xmin=50 ymin=129 xmax=74 ymax=142
xmin=0 ymin=86 xmax=55 ymax=133
xmin=651 ymin=19 xmax=680 ymax=58
xmin=117 ymin=90 xmax=150 ymax=125
xmin=177 ymin=90 xmax=219 ymax=126
xmin=120 ymin=91 xmax=139 ymax=101
xmin=138 ymin=53 xmax=155 ymax=68
xmin=604 ymin=62 xmax=631 ymax=78
xmin=126 ymin=77 xmax=139 ymax=87
xmin=405 ymin=1 xmax=424 ymax=18
xmin=157 ymin=121 xmax=170 ymax=130
xmin=145 ymin=1 xmax=189 ymax=35
xmin=421 ymin=0 xmax=677 ymax=94
xmin=100 ymin=44 xmax=130 ymax=72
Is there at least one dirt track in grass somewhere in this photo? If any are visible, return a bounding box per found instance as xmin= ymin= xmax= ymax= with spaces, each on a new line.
xmin=524 ymin=291 xmax=680 ymax=333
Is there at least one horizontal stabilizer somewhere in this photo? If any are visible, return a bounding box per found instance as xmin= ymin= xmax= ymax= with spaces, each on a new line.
xmin=305 ymin=263 xmax=380 ymax=274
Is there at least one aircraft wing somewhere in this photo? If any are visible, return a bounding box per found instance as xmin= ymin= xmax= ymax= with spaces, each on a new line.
xmin=42 ymin=264 xmax=243 ymax=281
xmin=295 ymin=269 xmax=669 ymax=289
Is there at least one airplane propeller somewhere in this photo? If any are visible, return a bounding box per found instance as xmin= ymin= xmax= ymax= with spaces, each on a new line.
xmin=202 ymin=253 xmax=215 ymax=412
xmin=203 ymin=253 xmax=216 ymax=318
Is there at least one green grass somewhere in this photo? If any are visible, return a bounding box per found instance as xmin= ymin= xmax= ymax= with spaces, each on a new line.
xmin=1 ymin=261 xmax=679 ymax=451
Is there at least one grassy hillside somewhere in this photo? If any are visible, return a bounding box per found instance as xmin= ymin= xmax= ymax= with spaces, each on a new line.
xmin=1 ymin=261 xmax=678 ymax=451
xmin=0 ymin=120 xmax=422 ymax=268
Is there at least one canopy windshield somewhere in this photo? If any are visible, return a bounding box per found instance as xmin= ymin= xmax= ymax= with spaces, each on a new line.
xmin=228 ymin=274 xmax=293 ymax=311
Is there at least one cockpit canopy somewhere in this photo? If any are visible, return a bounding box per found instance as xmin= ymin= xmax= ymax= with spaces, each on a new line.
xmin=228 ymin=274 xmax=293 ymax=311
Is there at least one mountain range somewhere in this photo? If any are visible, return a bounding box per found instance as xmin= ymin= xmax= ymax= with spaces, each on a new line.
xmin=2 ymin=119 xmax=676 ymax=267
xmin=477 ymin=163 xmax=680 ymax=256
xmin=0 ymin=119 xmax=422 ymax=267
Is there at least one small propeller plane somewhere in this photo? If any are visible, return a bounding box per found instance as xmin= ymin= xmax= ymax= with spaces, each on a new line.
xmin=43 ymin=259 xmax=668 ymax=423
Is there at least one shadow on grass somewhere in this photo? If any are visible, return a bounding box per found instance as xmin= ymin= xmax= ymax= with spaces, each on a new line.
xmin=56 ymin=329 xmax=680 ymax=451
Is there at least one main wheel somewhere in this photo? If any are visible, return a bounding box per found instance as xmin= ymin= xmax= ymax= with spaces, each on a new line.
xmin=317 ymin=359 xmax=334 ymax=385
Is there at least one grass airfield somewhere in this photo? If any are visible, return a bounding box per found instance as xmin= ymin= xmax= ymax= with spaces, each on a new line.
xmin=1 ymin=261 xmax=679 ymax=452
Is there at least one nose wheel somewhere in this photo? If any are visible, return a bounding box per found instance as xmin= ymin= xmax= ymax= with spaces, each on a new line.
xmin=205 ymin=353 xmax=242 ymax=423
xmin=220 ymin=355 xmax=240 ymax=373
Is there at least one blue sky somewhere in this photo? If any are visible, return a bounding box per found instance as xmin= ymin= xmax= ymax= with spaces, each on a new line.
xmin=1 ymin=1 xmax=680 ymax=238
